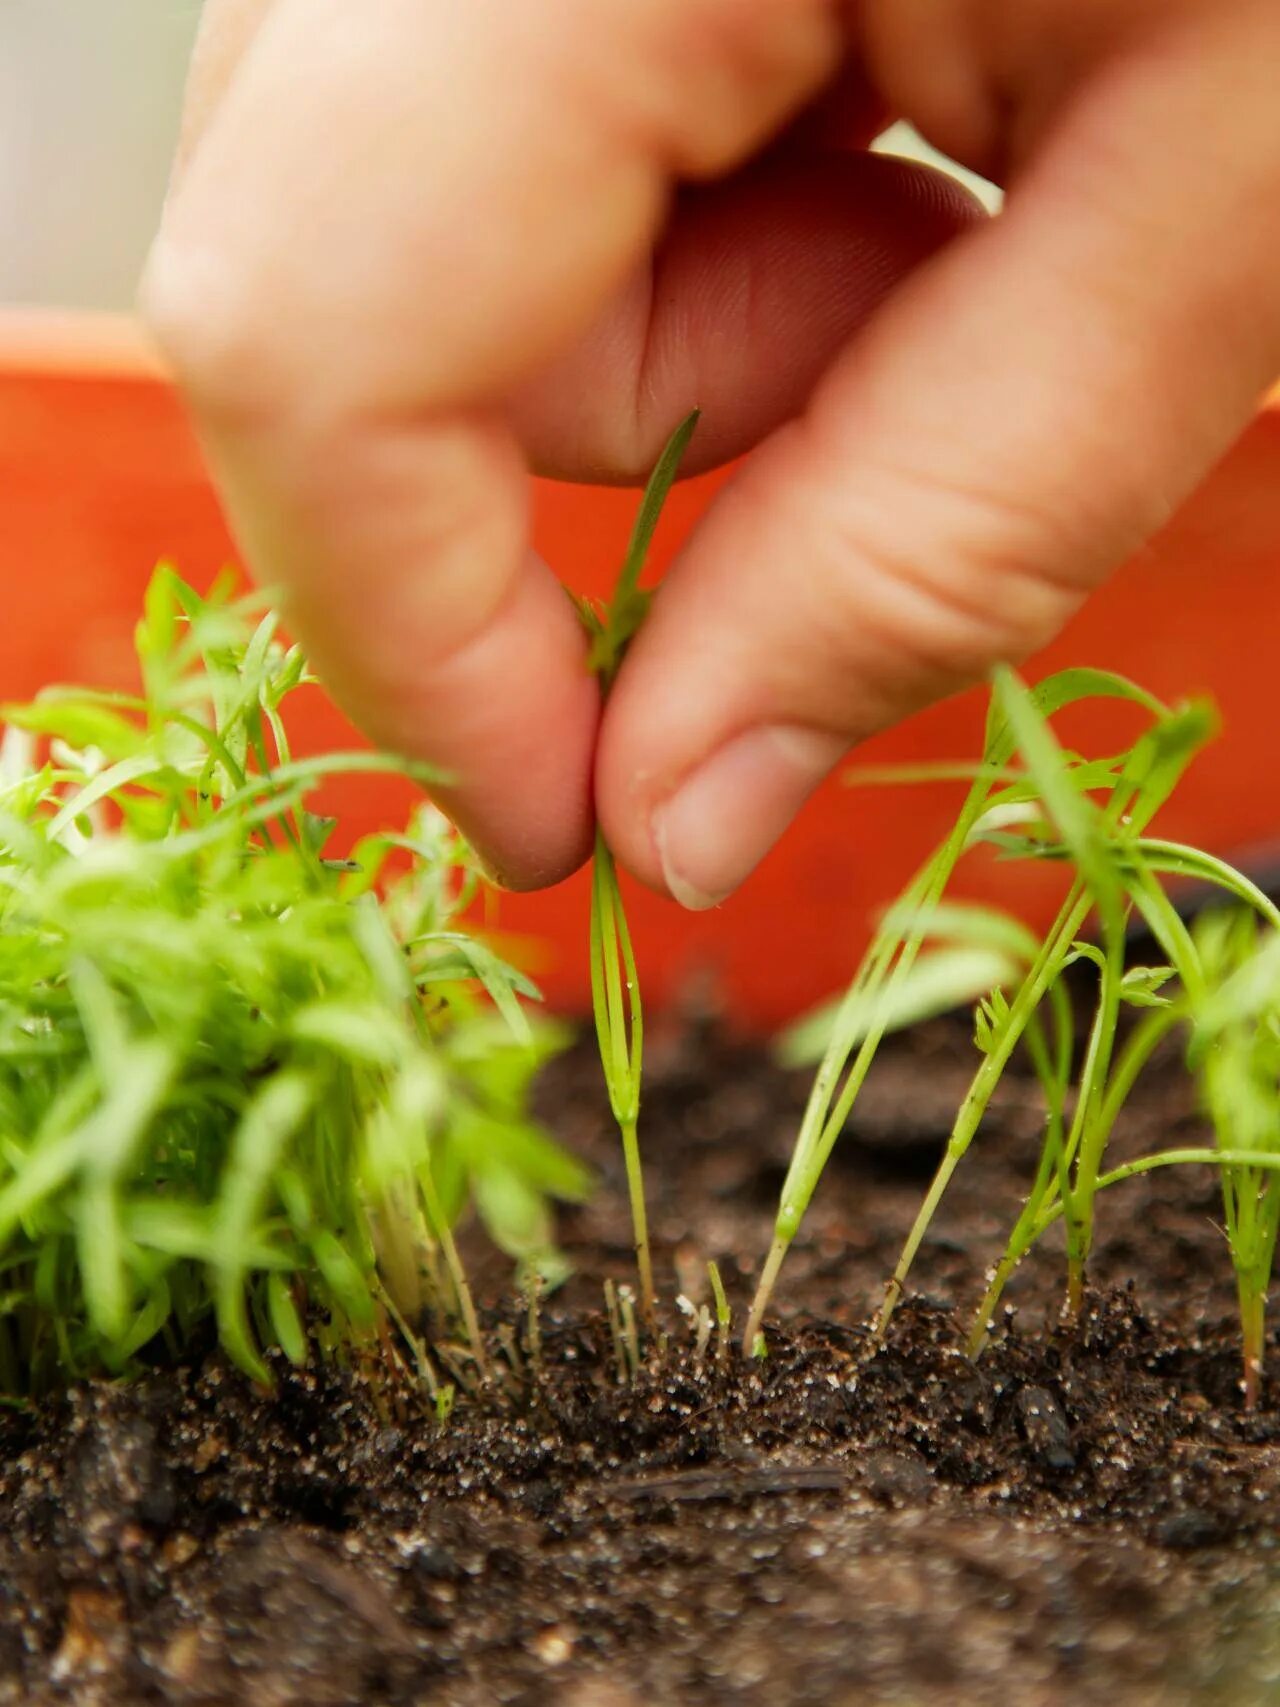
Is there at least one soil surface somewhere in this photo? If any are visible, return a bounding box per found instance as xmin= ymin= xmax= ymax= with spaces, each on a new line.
xmin=4 ymin=1006 xmax=1280 ymax=1706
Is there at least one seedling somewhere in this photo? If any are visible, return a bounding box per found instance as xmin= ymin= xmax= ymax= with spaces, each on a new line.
xmin=434 ymin=1384 xmax=456 ymax=1429
xmin=0 ymin=568 xmax=589 ymax=1393
xmin=603 ymin=1276 xmax=642 ymax=1383
xmin=1183 ymin=911 xmax=1280 ymax=1405
xmin=947 ymin=684 xmax=1280 ymax=1374
xmin=707 ymin=1259 xmax=731 ymax=1367
xmin=960 ymin=884 xmax=1280 ymax=1395
xmin=744 ymin=665 xmax=1191 ymax=1351
xmin=889 ymin=669 xmax=1215 ymax=1344
xmin=576 ymin=411 xmax=699 ymax=1333
xmin=761 ymin=657 xmax=1280 ymax=1402
xmin=524 ymin=1269 xmax=544 ymax=1381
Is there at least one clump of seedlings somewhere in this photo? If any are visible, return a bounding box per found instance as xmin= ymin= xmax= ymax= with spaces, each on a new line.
xmin=0 ymin=568 xmax=589 ymax=1395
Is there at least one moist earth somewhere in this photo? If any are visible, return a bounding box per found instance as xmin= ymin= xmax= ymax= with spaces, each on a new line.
xmin=3 ymin=1009 xmax=1280 ymax=1706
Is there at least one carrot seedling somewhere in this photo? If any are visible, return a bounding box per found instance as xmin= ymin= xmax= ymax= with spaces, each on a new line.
xmin=707 ymin=1259 xmax=732 ymax=1367
xmin=576 ymin=411 xmax=699 ymax=1333
xmin=743 ymin=665 xmax=1177 ymax=1353
xmin=1188 ymin=911 xmax=1280 ymax=1406
xmin=0 ymin=568 xmax=589 ymax=1393
xmin=784 ymin=658 xmax=1280 ymax=1398
xmin=874 ymin=675 xmax=1220 ymax=1347
xmin=956 ymin=671 xmax=1215 ymax=1339
xmin=961 ymin=878 xmax=1280 ymax=1393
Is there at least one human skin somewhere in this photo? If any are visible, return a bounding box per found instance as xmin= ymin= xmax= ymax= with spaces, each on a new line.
xmin=143 ymin=0 xmax=1280 ymax=907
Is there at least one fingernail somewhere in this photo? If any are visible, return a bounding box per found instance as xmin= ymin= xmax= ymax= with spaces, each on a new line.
xmin=652 ymin=725 xmax=846 ymax=910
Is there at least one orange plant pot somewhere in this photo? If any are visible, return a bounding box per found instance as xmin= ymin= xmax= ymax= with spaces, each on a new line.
xmin=3 ymin=310 xmax=1279 ymax=1028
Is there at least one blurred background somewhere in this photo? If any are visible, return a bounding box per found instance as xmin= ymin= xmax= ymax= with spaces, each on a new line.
xmin=0 ymin=1 xmax=999 ymax=313
xmin=1 ymin=0 xmax=203 ymax=310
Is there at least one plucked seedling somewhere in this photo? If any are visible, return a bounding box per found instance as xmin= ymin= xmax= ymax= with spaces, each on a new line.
xmin=0 ymin=568 xmax=589 ymax=1393
xmin=576 ymin=411 xmax=699 ymax=1335
xmin=588 ymin=848 xmax=651 ymax=1327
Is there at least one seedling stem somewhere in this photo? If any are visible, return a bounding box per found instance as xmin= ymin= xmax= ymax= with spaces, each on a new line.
xmin=581 ymin=411 xmax=699 ymax=1333
xmin=707 ymin=1260 xmax=731 ymax=1367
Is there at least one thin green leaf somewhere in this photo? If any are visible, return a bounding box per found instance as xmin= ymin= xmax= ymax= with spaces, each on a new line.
xmin=778 ymin=945 xmax=1022 ymax=1067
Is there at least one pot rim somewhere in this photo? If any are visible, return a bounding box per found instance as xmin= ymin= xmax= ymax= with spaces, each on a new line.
xmin=0 ymin=308 xmax=165 ymax=380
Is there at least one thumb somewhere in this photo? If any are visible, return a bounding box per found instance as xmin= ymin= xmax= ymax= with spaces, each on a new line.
xmin=597 ymin=4 xmax=1280 ymax=907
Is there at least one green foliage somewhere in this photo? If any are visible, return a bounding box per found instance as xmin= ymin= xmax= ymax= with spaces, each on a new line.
xmin=18 ymin=537 xmax=1272 ymax=1410
xmin=1189 ymin=911 xmax=1280 ymax=1406
xmin=751 ymin=656 xmax=1280 ymax=1404
xmin=778 ymin=902 xmax=1039 ymax=1069
xmin=0 ymin=567 xmax=588 ymax=1392
xmin=744 ymin=665 xmax=1191 ymax=1351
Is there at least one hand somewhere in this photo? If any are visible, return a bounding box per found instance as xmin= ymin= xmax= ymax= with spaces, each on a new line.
xmin=144 ymin=0 xmax=1280 ymax=906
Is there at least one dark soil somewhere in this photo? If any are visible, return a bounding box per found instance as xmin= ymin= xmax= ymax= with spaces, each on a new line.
xmin=5 ymin=1009 xmax=1280 ymax=1706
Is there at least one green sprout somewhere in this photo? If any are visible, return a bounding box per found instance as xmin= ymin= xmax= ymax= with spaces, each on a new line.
xmin=959 ymin=872 xmax=1280 ymax=1395
xmin=707 ymin=1258 xmax=731 ymax=1367
xmin=949 ymin=682 xmax=1280 ymax=1367
xmin=912 ymin=669 xmax=1215 ymax=1347
xmin=576 ymin=411 xmax=699 ymax=1333
xmin=0 ymin=567 xmax=589 ymax=1393
xmin=744 ymin=665 xmax=1189 ymax=1352
xmin=763 ymin=657 xmax=1280 ymax=1403
xmin=1188 ymin=911 xmax=1280 ymax=1407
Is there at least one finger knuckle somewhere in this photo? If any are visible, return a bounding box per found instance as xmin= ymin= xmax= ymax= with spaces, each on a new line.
xmin=575 ymin=0 xmax=839 ymax=177
xmin=790 ymin=450 xmax=1087 ymax=692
